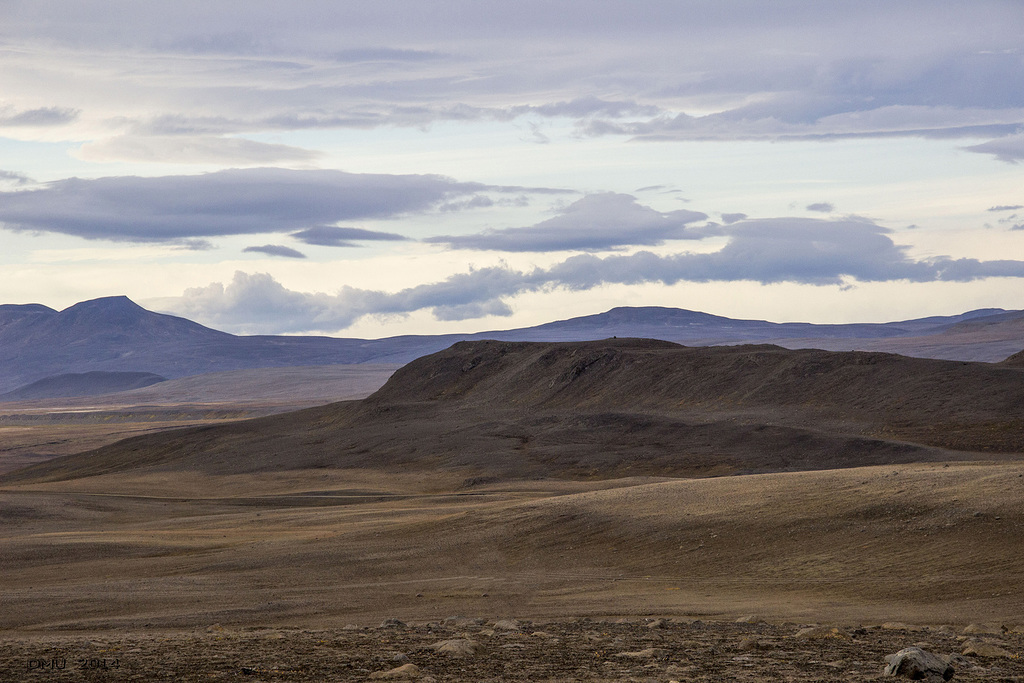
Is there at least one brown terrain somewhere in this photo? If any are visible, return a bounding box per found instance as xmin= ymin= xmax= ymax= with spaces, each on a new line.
xmin=2 ymin=340 xmax=1024 ymax=681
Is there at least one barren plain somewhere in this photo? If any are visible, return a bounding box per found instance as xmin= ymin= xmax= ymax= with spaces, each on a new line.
xmin=2 ymin=340 xmax=1023 ymax=681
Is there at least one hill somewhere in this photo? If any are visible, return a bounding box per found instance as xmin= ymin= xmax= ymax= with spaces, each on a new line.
xmin=7 ymin=339 xmax=1023 ymax=484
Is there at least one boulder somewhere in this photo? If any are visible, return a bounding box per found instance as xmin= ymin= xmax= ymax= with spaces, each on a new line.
xmin=884 ymin=647 xmax=954 ymax=682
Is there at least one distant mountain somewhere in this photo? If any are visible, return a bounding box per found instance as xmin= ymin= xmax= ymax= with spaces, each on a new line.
xmin=1 ymin=296 xmax=1022 ymax=395
xmin=477 ymin=305 xmax=1013 ymax=343
xmin=0 ymin=371 xmax=166 ymax=401
xmin=0 ymin=296 xmax=376 ymax=393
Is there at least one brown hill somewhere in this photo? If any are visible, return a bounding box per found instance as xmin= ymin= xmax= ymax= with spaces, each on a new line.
xmin=5 ymin=339 xmax=1024 ymax=484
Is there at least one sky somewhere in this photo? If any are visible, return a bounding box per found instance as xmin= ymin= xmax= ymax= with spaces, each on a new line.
xmin=1 ymin=1 xmax=1023 ymax=337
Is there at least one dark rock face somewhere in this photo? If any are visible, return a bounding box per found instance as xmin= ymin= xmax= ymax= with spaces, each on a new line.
xmin=884 ymin=647 xmax=954 ymax=681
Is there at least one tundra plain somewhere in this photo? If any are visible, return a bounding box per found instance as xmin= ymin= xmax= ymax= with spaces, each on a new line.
xmin=2 ymin=340 xmax=1024 ymax=681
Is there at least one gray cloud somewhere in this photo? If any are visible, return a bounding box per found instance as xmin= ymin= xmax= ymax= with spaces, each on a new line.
xmin=0 ymin=170 xmax=33 ymax=186
xmin=162 ymin=216 xmax=1024 ymax=333
xmin=5 ymin=3 xmax=1021 ymax=147
xmin=427 ymin=193 xmax=708 ymax=252
xmin=964 ymin=134 xmax=1024 ymax=163
xmin=291 ymin=225 xmax=409 ymax=247
xmin=720 ymin=212 xmax=747 ymax=224
xmin=988 ymin=205 xmax=1023 ymax=212
xmin=243 ymin=244 xmax=307 ymax=258
xmin=0 ymin=106 xmax=79 ymax=127
xmin=0 ymin=168 xmax=495 ymax=243
xmin=331 ymin=47 xmax=447 ymax=63
xmin=806 ymin=202 xmax=835 ymax=213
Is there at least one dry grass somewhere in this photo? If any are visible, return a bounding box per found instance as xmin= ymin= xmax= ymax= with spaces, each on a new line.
xmin=2 ymin=462 xmax=1024 ymax=632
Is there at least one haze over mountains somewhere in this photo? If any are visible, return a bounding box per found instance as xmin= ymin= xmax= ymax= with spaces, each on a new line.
xmin=1 ymin=295 xmax=1023 ymax=397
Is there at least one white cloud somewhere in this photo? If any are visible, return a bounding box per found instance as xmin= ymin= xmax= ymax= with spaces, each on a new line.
xmin=162 ymin=217 xmax=1024 ymax=333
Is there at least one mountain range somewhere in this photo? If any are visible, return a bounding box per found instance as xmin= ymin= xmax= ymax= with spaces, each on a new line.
xmin=1 ymin=295 xmax=1022 ymax=396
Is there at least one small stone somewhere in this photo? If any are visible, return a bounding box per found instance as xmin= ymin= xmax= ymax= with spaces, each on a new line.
xmin=882 ymin=622 xmax=924 ymax=631
xmin=736 ymin=637 xmax=763 ymax=651
xmin=492 ymin=619 xmax=522 ymax=631
xmin=884 ymin=647 xmax=954 ymax=682
xmin=614 ymin=647 xmax=668 ymax=659
xmin=369 ymin=663 xmax=422 ymax=679
xmin=379 ymin=618 xmax=407 ymax=629
xmin=794 ymin=626 xmax=849 ymax=640
xmin=962 ymin=640 xmax=1015 ymax=658
xmin=646 ymin=618 xmax=667 ymax=629
xmin=430 ymin=639 xmax=482 ymax=657
xmin=735 ymin=615 xmax=760 ymax=624
xmin=963 ymin=623 xmax=1003 ymax=635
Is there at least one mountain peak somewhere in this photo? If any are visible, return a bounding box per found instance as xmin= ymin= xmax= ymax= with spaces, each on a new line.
xmin=62 ymin=295 xmax=146 ymax=314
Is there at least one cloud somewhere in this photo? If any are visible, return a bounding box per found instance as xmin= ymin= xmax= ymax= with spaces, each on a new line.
xmin=291 ymin=225 xmax=409 ymax=247
xmin=0 ymin=168 xmax=494 ymax=243
xmin=78 ymin=135 xmax=321 ymax=165
xmin=427 ymin=193 xmax=708 ymax=252
xmin=988 ymin=205 xmax=1023 ymax=211
xmin=243 ymin=244 xmax=307 ymax=258
xmin=0 ymin=170 xmax=33 ymax=186
xmin=0 ymin=106 xmax=79 ymax=127
xmin=162 ymin=216 xmax=1024 ymax=333
xmin=806 ymin=202 xmax=835 ymax=213
xmin=720 ymin=212 xmax=747 ymax=224
xmin=964 ymin=134 xmax=1024 ymax=162
xmin=5 ymin=3 xmax=1022 ymax=148
xmin=331 ymin=47 xmax=446 ymax=63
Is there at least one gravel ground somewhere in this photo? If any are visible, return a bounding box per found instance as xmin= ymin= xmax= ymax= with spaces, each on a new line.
xmin=2 ymin=617 xmax=1023 ymax=682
